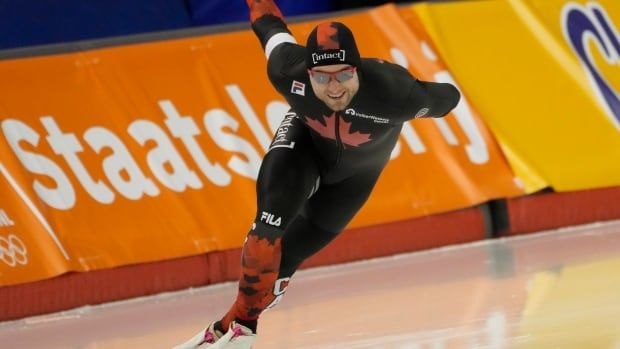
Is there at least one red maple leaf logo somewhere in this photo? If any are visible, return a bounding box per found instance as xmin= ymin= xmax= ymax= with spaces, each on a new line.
xmin=305 ymin=113 xmax=372 ymax=148
xmin=317 ymin=22 xmax=339 ymax=50
xmin=306 ymin=113 xmax=337 ymax=140
xmin=339 ymin=119 xmax=372 ymax=147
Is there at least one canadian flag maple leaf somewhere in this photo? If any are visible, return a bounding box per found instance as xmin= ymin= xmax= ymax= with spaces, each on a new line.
xmin=305 ymin=113 xmax=372 ymax=148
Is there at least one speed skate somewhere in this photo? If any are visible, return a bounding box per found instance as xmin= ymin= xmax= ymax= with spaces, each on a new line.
xmin=173 ymin=322 xmax=256 ymax=349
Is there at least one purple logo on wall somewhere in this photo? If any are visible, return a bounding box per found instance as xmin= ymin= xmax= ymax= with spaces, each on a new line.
xmin=562 ymin=2 xmax=620 ymax=130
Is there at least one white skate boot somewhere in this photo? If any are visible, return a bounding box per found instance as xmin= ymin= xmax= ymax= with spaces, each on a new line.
xmin=173 ymin=322 xmax=224 ymax=349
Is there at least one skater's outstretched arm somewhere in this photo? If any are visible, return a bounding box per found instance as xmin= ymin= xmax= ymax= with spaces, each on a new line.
xmin=404 ymin=79 xmax=461 ymax=120
xmin=246 ymin=0 xmax=298 ymax=59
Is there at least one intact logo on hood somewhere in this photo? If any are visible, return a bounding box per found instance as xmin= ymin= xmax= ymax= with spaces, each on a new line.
xmin=312 ymin=50 xmax=346 ymax=65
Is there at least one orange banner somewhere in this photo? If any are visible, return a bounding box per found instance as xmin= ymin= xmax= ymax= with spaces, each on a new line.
xmin=0 ymin=5 xmax=522 ymax=286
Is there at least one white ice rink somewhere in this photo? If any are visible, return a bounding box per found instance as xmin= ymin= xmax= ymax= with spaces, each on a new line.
xmin=2 ymin=220 xmax=620 ymax=349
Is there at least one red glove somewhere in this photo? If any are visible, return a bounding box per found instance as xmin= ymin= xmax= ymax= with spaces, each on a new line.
xmin=246 ymin=0 xmax=284 ymax=23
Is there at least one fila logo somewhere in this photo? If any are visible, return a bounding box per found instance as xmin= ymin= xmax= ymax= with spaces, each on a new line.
xmin=291 ymin=80 xmax=305 ymax=96
xmin=261 ymin=211 xmax=282 ymax=227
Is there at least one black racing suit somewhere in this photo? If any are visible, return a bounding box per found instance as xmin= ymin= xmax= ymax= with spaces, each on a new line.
xmin=220 ymin=0 xmax=460 ymax=332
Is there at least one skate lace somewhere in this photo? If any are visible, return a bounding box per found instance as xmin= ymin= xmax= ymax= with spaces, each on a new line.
xmin=202 ymin=330 xmax=217 ymax=344
xmin=231 ymin=325 xmax=246 ymax=339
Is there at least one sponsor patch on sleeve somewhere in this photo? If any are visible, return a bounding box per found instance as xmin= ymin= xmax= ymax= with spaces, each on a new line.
xmin=414 ymin=107 xmax=430 ymax=118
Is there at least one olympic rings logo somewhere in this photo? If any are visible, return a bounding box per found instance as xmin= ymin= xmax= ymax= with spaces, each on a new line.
xmin=0 ymin=234 xmax=28 ymax=267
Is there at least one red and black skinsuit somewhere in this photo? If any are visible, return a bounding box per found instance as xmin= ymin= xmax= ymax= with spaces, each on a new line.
xmin=219 ymin=0 xmax=461 ymax=332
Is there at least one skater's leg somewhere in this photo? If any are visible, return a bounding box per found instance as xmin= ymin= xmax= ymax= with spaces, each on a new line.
xmin=278 ymin=215 xmax=337 ymax=278
xmin=220 ymin=113 xmax=319 ymax=332
xmin=277 ymin=167 xmax=384 ymax=284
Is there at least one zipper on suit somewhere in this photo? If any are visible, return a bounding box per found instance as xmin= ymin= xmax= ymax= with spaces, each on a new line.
xmin=334 ymin=113 xmax=343 ymax=168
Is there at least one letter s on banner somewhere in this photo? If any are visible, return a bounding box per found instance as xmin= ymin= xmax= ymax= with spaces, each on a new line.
xmin=1 ymin=119 xmax=76 ymax=210
xmin=204 ymin=109 xmax=262 ymax=181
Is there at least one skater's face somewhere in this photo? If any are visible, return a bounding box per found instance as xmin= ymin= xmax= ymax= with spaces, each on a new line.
xmin=308 ymin=64 xmax=359 ymax=111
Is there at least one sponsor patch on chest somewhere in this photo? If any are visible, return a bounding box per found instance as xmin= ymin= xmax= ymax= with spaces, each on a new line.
xmin=344 ymin=108 xmax=390 ymax=124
